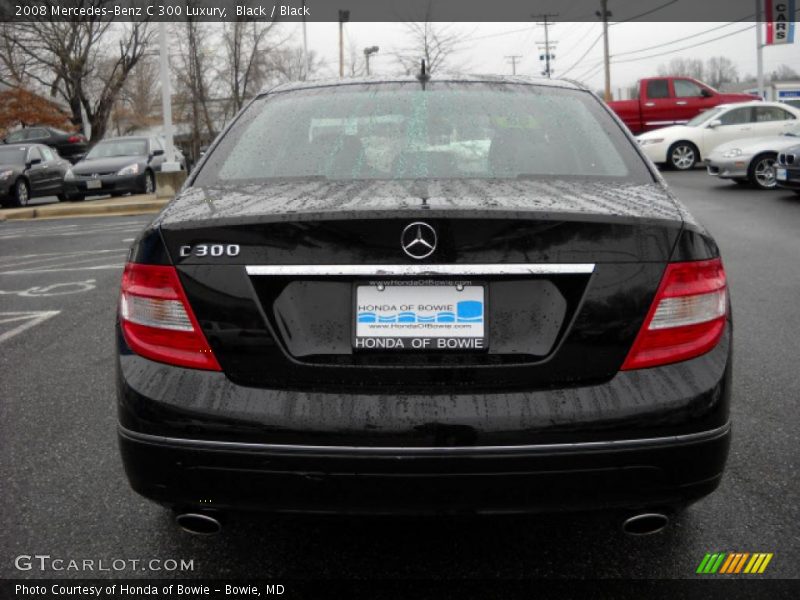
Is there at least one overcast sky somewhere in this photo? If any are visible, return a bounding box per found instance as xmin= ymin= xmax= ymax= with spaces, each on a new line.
xmin=299 ymin=21 xmax=798 ymax=94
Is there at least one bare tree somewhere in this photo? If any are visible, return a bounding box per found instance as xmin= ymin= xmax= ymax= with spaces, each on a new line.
xmin=395 ymin=19 xmax=465 ymax=75
xmin=268 ymin=46 xmax=326 ymax=83
xmin=222 ymin=19 xmax=283 ymax=113
xmin=1 ymin=12 xmax=152 ymax=141
xmin=657 ymin=58 xmax=705 ymax=81
xmin=112 ymin=55 xmax=161 ymax=135
xmin=770 ymin=64 xmax=799 ymax=82
xmin=705 ymin=56 xmax=739 ymax=89
xmin=171 ymin=17 xmax=218 ymax=160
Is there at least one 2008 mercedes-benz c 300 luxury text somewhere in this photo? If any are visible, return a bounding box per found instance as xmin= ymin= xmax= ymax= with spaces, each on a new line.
xmin=116 ymin=75 xmax=731 ymax=535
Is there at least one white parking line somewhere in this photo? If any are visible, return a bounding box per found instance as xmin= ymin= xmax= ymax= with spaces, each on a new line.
xmin=0 ymin=249 xmax=128 ymax=269
xmin=0 ymin=311 xmax=61 ymax=343
xmin=0 ymin=264 xmax=124 ymax=276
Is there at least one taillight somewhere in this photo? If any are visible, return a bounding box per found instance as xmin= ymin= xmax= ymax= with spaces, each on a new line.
xmin=622 ymin=258 xmax=727 ymax=370
xmin=119 ymin=263 xmax=221 ymax=371
xmin=67 ymin=135 xmax=83 ymax=143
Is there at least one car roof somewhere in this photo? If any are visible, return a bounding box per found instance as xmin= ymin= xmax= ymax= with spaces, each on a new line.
xmin=260 ymin=73 xmax=588 ymax=96
xmin=716 ymin=101 xmax=792 ymax=110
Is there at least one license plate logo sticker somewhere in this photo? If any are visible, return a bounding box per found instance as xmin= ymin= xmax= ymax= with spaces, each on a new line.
xmin=356 ymin=285 xmax=484 ymax=341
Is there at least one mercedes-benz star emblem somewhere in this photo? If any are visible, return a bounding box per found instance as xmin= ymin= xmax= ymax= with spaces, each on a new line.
xmin=401 ymin=222 xmax=437 ymax=259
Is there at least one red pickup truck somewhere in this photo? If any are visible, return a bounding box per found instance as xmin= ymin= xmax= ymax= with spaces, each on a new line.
xmin=608 ymin=77 xmax=758 ymax=134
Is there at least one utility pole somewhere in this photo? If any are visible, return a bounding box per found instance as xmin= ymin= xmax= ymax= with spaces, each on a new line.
xmin=505 ymin=55 xmax=522 ymax=75
xmin=338 ymin=10 xmax=349 ymax=78
xmin=301 ymin=0 xmax=309 ymax=80
xmin=532 ymin=13 xmax=558 ymax=78
xmin=756 ymin=0 xmax=765 ymax=98
xmin=597 ymin=0 xmax=612 ymax=101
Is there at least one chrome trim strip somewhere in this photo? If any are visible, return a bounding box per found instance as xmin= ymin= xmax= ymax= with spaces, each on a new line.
xmin=119 ymin=422 xmax=730 ymax=456
xmin=245 ymin=264 xmax=596 ymax=276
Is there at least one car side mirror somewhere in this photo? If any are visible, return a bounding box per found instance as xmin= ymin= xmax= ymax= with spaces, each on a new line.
xmin=27 ymin=158 xmax=42 ymax=167
xmin=701 ymin=88 xmax=713 ymax=98
xmin=152 ymin=148 xmax=165 ymax=157
xmin=708 ymin=119 xmax=722 ymax=128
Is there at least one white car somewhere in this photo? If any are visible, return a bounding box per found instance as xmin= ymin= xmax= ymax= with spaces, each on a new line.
xmin=637 ymin=101 xmax=800 ymax=170
xmin=705 ymin=124 xmax=800 ymax=189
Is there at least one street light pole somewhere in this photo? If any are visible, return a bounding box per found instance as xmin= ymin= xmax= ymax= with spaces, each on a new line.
xmin=338 ymin=10 xmax=349 ymax=78
xmin=756 ymin=0 xmax=765 ymax=99
xmin=159 ymin=21 xmax=179 ymax=172
xmin=363 ymin=46 xmax=379 ymax=76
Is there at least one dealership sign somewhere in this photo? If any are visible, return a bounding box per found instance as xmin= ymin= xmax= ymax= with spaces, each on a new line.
xmin=765 ymin=0 xmax=796 ymax=44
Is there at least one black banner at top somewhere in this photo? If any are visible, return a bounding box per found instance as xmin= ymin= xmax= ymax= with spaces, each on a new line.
xmin=0 ymin=0 xmax=792 ymax=22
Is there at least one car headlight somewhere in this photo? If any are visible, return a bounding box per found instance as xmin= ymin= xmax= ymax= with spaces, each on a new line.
xmin=117 ymin=163 xmax=140 ymax=176
xmin=65 ymin=168 xmax=75 ymax=179
xmin=638 ymin=138 xmax=665 ymax=146
xmin=722 ymin=148 xmax=743 ymax=158
xmin=0 ymin=169 xmax=13 ymax=180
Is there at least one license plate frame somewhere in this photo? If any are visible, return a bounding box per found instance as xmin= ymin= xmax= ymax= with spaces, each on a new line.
xmin=86 ymin=179 xmax=102 ymax=190
xmin=352 ymin=280 xmax=488 ymax=352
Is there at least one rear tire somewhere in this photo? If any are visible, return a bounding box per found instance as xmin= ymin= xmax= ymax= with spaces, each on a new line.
xmin=748 ymin=153 xmax=778 ymax=190
xmin=12 ymin=179 xmax=30 ymax=207
xmin=57 ymin=192 xmax=68 ymax=202
xmin=668 ymin=142 xmax=699 ymax=171
xmin=70 ymin=194 xmax=85 ymax=202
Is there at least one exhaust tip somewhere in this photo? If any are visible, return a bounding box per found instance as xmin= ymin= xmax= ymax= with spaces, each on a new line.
xmin=622 ymin=512 xmax=669 ymax=536
xmin=175 ymin=512 xmax=222 ymax=536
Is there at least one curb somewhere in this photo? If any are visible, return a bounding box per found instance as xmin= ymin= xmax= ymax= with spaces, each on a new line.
xmin=1 ymin=197 xmax=170 ymax=221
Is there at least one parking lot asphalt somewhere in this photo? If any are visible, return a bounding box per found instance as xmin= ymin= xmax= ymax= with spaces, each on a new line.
xmin=1 ymin=172 xmax=798 ymax=582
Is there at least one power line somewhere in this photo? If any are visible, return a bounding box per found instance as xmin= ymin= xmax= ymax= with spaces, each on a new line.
xmin=559 ymin=30 xmax=604 ymax=77
xmin=611 ymin=24 xmax=757 ymax=65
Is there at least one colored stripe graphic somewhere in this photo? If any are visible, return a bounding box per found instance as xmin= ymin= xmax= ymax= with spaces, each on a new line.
xmin=698 ymin=552 xmax=772 ymax=575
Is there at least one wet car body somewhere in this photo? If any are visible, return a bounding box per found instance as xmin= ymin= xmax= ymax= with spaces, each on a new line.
xmin=117 ymin=76 xmax=732 ymax=517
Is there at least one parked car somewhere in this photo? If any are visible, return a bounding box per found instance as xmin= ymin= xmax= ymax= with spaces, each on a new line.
xmin=0 ymin=143 xmax=70 ymax=207
xmin=775 ymin=143 xmax=800 ymax=195
xmin=638 ymin=101 xmax=800 ymax=170
xmin=117 ymin=75 xmax=732 ymax=534
xmin=64 ymin=136 xmax=172 ymax=200
xmin=608 ymin=77 xmax=757 ymax=135
xmin=3 ymin=126 xmax=88 ymax=163
xmin=705 ymin=124 xmax=800 ymax=189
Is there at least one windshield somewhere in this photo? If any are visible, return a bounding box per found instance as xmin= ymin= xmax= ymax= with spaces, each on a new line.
xmin=196 ymin=82 xmax=652 ymax=185
xmin=87 ymin=139 xmax=147 ymax=159
xmin=0 ymin=146 xmax=27 ymax=165
xmin=687 ymin=107 xmax=724 ymax=127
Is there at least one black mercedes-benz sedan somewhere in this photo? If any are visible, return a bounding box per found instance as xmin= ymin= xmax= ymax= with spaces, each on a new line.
xmin=117 ymin=75 xmax=731 ymax=534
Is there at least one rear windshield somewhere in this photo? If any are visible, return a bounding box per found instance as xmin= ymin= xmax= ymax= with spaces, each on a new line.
xmin=195 ymin=82 xmax=652 ymax=185
xmin=0 ymin=146 xmax=27 ymax=165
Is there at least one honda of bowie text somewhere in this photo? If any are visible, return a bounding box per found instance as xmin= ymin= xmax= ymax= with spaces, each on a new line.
xmin=117 ymin=75 xmax=732 ymax=534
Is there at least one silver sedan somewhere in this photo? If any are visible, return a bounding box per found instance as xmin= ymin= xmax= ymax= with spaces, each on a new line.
xmin=706 ymin=126 xmax=800 ymax=190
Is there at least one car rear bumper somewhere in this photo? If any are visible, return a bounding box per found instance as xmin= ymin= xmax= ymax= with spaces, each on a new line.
xmin=117 ymin=323 xmax=732 ymax=514
xmin=119 ymin=422 xmax=730 ymax=515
